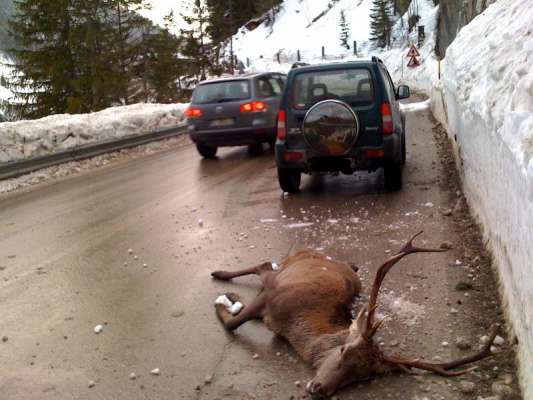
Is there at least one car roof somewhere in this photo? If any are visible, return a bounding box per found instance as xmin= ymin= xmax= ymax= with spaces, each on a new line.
xmin=198 ymin=72 xmax=285 ymax=85
xmin=290 ymin=59 xmax=383 ymax=73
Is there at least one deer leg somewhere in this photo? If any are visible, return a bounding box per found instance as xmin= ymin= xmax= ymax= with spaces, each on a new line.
xmin=212 ymin=262 xmax=274 ymax=281
xmin=215 ymin=292 xmax=267 ymax=331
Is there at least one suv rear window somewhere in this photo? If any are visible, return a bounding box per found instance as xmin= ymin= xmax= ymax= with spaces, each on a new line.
xmin=192 ymin=80 xmax=250 ymax=104
xmin=292 ymin=69 xmax=374 ymax=110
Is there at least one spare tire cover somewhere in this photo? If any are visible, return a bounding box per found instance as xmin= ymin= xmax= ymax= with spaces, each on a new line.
xmin=302 ymin=100 xmax=359 ymax=156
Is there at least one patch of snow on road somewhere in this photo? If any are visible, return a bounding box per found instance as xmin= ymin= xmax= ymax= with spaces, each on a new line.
xmin=283 ymin=222 xmax=314 ymax=229
xmin=400 ymin=99 xmax=431 ymax=113
xmin=382 ymin=293 xmax=425 ymax=327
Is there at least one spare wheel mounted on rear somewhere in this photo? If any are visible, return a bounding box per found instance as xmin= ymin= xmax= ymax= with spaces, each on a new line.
xmin=302 ymin=100 xmax=359 ymax=156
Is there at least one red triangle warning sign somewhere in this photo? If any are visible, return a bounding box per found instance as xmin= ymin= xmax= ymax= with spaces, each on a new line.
xmin=407 ymin=56 xmax=421 ymax=68
xmin=407 ymin=44 xmax=420 ymax=57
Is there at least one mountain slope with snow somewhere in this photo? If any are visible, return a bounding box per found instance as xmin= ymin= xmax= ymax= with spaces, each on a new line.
xmin=232 ymin=0 xmax=373 ymax=63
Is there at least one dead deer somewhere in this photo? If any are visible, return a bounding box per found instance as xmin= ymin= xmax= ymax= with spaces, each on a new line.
xmin=211 ymin=232 xmax=498 ymax=398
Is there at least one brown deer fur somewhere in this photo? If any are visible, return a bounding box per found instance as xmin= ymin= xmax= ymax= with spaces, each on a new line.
xmin=211 ymin=232 xmax=499 ymax=398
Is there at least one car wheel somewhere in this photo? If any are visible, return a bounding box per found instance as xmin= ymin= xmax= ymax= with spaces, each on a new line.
xmin=384 ymin=162 xmax=403 ymax=191
xmin=196 ymin=144 xmax=217 ymax=159
xmin=278 ymin=168 xmax=301 ymax=193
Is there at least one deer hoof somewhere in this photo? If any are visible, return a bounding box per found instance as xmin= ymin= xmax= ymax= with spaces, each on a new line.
xmin=211 ymin=270 xmax=231 ymax=280
xmin=225 ymin=292 xmax=241 ymax=303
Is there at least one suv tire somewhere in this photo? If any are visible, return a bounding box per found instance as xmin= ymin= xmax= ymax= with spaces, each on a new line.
xmin=278 ymin=168 xmax=301 ymax=193
xmin=384 ymin=162 xmax=403 ymax=191
xmin=196 ymin=144 xmax=217 ymax=159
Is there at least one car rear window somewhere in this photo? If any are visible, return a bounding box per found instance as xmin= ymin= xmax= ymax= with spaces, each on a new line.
xmin=192 ymin=80 xmax=250 ymax=104
xmin=292 ymin=68 xmax=374 ymax=110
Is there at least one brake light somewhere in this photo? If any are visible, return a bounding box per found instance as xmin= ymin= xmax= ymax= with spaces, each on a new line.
xmin=185 ymin=107 xmax=203 ymax=119
xmin=283 ymin=152 xmax=303 ymax=161
xmin=365 ymin=149 xmax=385 ymax=158
xmin=381 ymin=103 xmax=393 ymax=135
xmin=240 ymin=101 xmax=267 ymax=113
xmin=277 ymin=110 xmax=287 ymax=140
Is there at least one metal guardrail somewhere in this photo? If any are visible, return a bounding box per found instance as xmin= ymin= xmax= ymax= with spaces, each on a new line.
xmin=0 ymin=125 xmax=188 ymax=181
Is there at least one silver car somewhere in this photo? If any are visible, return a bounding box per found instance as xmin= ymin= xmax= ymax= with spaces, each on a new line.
xmin=186 ymin=72 xmax=286 ymax=158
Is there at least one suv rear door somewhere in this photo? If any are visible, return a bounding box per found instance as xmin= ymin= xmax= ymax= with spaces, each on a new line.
xmin=286 ymin=67 xmax=382 ymax=148
xmin=190 ymin=79 xmax=252 ymax=130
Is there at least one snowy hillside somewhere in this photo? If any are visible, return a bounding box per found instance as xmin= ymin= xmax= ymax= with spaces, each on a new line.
xmin=232 ymin=0 xmax=373 ymax=63
xmin=231 ymin=0 xmax=440 ymax=90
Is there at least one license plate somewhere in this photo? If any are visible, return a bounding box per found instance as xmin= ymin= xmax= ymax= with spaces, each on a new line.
xmin=210 ymin=118 xmax=234 ymax=127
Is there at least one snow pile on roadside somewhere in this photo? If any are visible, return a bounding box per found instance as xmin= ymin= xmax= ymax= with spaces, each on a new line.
xmin=0 ymin=103 xmax=188 ymax=163
xmin=433 ymin=0 xmax=533 ymax=396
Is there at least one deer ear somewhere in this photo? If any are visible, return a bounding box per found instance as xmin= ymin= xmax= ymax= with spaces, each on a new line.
xmin=348 ymin=307 xmax=366 ymax=340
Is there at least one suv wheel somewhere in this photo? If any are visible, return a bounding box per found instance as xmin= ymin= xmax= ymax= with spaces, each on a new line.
xmin=384 ymin=162 xmax=403 ymax=191
xmin=196 ymin=144 xmax=217 ymax=159
xmin=278 ymin=168 xmax=301 ymax=193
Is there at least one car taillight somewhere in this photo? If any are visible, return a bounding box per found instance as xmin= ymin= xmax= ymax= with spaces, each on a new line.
xmin=277 ymin=110 xmax=287 ymax=141
xmin=240 ymin=101 xmax=267 ymax=113
xmin=381 ymin=103 xmax=393 ymax=135
xmin=185 ymin=107 xmax=203 ymax=119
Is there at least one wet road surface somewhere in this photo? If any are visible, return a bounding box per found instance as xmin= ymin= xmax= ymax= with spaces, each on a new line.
xmin=0 ymin=102 xmax=520 ymax=399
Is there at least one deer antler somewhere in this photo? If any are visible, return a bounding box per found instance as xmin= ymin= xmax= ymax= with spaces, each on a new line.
xmin=382 ymin=325 xmax=500 ymax=376
xmin=363 ymin=231 xmax=446 ymax=340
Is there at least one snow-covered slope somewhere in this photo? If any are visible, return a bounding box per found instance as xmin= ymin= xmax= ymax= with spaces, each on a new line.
xmin=431 ymin=0 xmax=533 ymax=397
xmin=0 ymin=103 xmax=187 ymax=163
xmin=233 ymin=0 xmax=373 ymax=64
xmin=231 ymin=0 xmax=440 ymax=91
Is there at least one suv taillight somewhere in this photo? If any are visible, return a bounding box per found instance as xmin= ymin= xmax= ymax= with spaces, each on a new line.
xmin=185 ymin=107 xmax=203 ymax=119
xmin=240 ymin=101 xmax=267 ymax=113
xmin=381 ymin=103 xmax=393 ymax=135
xmin=277 ymin=110 xmax=287 ymax=140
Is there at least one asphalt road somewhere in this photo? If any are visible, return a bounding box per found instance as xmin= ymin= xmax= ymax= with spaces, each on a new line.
xmin=0 ymin=102 xmax=520 ymax=399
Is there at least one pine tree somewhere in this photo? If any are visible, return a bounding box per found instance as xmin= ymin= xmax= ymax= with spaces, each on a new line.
xmin=180 ymin=0 xmax=211 ymax=82
xmin=339 ymin=10 xmax=350 ymax=50
xmin=369 ymin=0 xmax=392 ymax=49
xmin=111 ymin=0 xmax=152 ymax=104
xmin=7 ymin=0 xmax=79 ymax=118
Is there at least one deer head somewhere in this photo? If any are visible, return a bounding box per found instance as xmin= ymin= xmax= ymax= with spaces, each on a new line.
xmin=306 ymin=232 xmax=499 ymax=399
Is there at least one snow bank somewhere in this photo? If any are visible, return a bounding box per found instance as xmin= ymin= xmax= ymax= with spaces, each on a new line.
xmin=432 ymin=0 xmax=533 ymax=396
xmin=0 ymin=103 xmax=188 ymax=164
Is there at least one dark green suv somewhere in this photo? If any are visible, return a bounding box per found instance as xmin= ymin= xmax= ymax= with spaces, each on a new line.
xmin=275 ymin=57 xmax=410 ymax=192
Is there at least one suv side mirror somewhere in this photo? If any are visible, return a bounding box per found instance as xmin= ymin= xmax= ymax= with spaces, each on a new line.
xmin=396 ymin=85 xmax=410 ymax=100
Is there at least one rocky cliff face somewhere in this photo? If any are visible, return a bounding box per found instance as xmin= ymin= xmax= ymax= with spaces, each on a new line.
xmin=435 ymin=0 xmax=496 ymax=58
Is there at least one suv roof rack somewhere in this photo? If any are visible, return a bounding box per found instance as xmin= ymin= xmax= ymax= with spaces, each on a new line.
xmin=371 ymin=56 xmax=384 ymax=64
xmin=291 ymin=61 xmax=310 ymax=69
